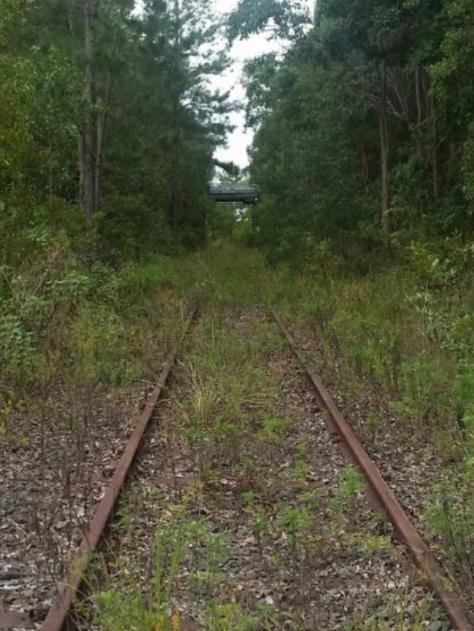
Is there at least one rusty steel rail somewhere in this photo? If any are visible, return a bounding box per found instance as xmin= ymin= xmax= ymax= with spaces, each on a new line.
xmin=271 ymin=308 xmax=473 ymax=631
xmin=39 ymin=308 xmax=197 ymax=631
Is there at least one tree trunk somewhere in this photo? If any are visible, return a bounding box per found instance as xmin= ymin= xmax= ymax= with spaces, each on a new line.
xmin=168 ymin=91 xmax=180 ymax=234
xmin=360 ymin=142 xmax=369 ymax=187
xmin=80 ymin=0 xmax=100 ymax=222
xmin=169 ymin=139 xmax=178 ymax=235
xmin=415 ymin=67 xmax=423 ymax=129
xmin=429 ymin=93 xmax=439 ymax=202
xmin=48 ymin=138 xmax=54 ymax=201
xmin=414 ymin=66 xmax=423 ymax=160
xmin=315 ymin=0 xmax=324 ymax=22
xmin=95 ymin=78 xmax=110 ymax=214
xmin=168 ymin=0 xmax=181 ymax=235
xmin=378 ymin=61 xmax=390 ymax=235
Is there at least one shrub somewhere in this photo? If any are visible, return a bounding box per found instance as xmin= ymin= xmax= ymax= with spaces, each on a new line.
xmin=0 ymin=314 xmax=38 ymax=381
xmin=67 ymin=305 xmax=142 ymax=386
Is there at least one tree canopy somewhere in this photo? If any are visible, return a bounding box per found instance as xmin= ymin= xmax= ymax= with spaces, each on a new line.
xmin=0 ymin=0 xmax=231 ymax=263
xmin=232 ymin=0 xmax=474 ymax=261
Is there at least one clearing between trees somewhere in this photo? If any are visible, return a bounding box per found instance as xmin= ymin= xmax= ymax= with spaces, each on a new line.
xmin=2 ymin=246 xmax=473 ymax=630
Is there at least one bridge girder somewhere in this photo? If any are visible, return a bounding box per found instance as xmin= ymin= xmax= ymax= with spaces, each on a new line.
xmin=209 ymin=185 xmax=260 ymax=204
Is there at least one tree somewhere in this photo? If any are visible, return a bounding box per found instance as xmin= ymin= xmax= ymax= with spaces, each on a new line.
xmin=0 ymin=0 xmax=231 ymax=259
xmin=231 ymin=0 xmax=474 ymax=258
xmin=228 ymin=0 xmax=310 ymax=41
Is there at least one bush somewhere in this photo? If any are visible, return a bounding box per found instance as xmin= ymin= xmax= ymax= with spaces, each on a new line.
xmin=67 ymin=305 xmax=142 ymax=386
xmin=0 ymin=314 xmax=37 ymax=381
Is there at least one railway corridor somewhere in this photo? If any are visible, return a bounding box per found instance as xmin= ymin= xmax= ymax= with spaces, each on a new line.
xmin=2 ymin=243 xmax=472 ymax=630
xmin=80 ymin=308 xmax=448 ymax=630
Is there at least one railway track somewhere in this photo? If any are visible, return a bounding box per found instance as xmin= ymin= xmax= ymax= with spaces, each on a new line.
xmin=1 ymin=306 xmax=472 ymax=630
xmin=271 ymin=310 xmax=473 ymax=631
xmin=41 ymin=308 xmax=197 ymax=631
xmin=0 ymin=308 xmax=196 ymax=631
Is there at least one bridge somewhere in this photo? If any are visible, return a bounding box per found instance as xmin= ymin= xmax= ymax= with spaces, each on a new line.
xmin=209 ymin=185 xmax=260 ymax=204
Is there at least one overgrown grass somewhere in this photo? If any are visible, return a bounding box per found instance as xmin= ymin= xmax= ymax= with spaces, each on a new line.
xmin=272 ymin=238 xmax=474 ymax=600
xmin=4 ymin=238 xmax=472 ymax=617
xmin=83 ymin=246 xmax=448 ymax=628
xmin=175 ymin=240 xmax=474 ymax=604
xmin=0 ymin=249 xmax=190 ymax=433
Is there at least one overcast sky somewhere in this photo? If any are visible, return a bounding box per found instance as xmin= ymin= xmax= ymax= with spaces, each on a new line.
xmin=135 ymin=0 xmax=313 ymax=169
xmin=211 ymin=0 xmax=314 ymax=169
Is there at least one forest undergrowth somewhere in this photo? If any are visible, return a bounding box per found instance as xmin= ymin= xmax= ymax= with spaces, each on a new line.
xmin=178 ymin=241 xmax=474 ymax=607
xmin=3 ymin=0 xmax=474 ymax=625
xmin=273 ymin=238 xmax=474 ymax=600
xmin=80 ymin=245 xmax=447 ymax=630
xmin=2 ymin=240 xmax=473 ymax=623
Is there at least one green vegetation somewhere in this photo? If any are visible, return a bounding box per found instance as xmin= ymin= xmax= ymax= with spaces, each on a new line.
xmin=228 ymin=0 xmax=474 ymax=604
xmin=83 ymin=253 xmax=443 ymax=628
xmin=232 ymin=0 xmax=474 ymax=259
xmin=269 ymin=241 xmax=474 ymax=600
xmin=180 ymin=244 xmax=474 ymax=604
xmin=2 ymin=0 xmax=474 ymax=626
xmin=0 ymin=0 xmax=230 ymax=433
xmin=0 ymin=0 xmax=229 ymax=258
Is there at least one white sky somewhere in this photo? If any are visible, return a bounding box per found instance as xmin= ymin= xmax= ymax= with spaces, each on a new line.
xmin=135 ymin=0 xmax=314 ymax=169
xmin=211 ymin=0 xmax=314 ymax=169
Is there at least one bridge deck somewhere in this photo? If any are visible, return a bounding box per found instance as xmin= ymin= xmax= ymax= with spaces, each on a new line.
xmin=209 ymin=185 xmax=260 ymax=204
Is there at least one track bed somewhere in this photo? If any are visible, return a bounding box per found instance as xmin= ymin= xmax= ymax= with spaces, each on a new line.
xmin=0 ymin=388 xmax=143 ymax=630
xmin=80 ymin=310 xmax=449 ymax=630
